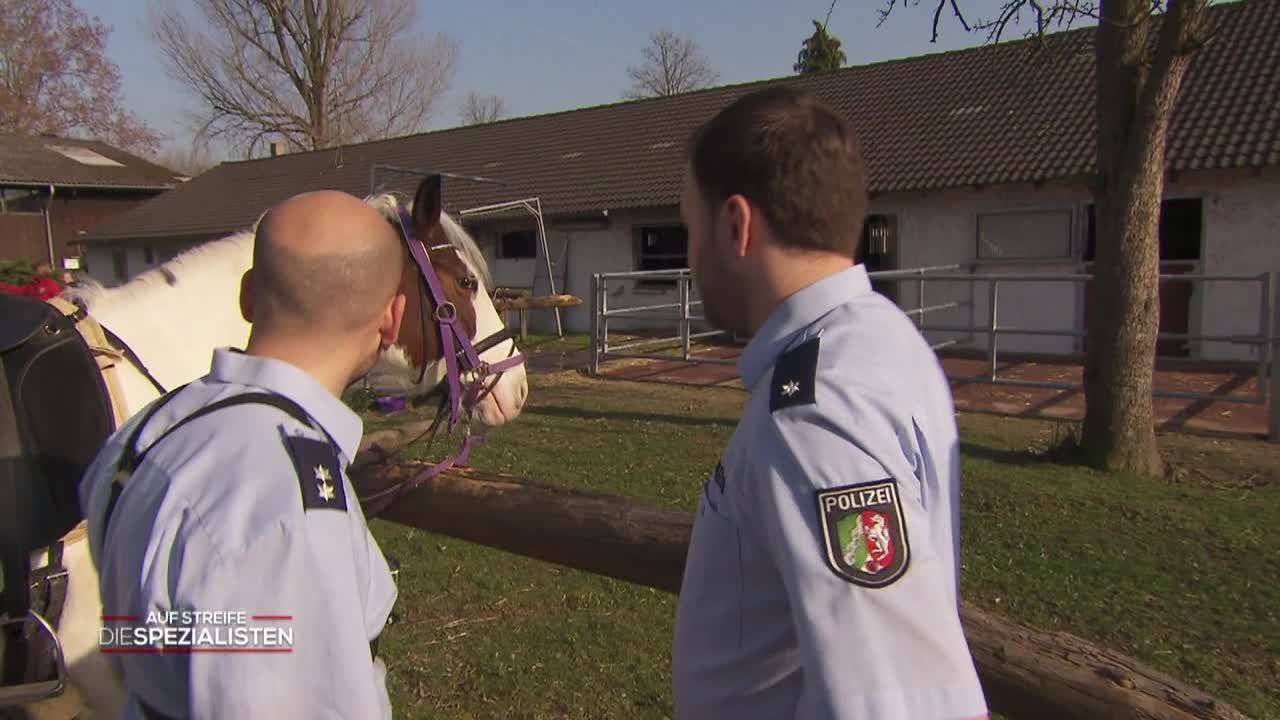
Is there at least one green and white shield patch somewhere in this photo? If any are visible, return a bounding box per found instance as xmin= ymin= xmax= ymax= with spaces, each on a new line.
xmin=816 ymin=480 xmax=909 ymax=588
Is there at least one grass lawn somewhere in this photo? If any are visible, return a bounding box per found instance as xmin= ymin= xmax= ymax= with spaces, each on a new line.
xmin=363 ymin=369 xmax=1280 ymax=720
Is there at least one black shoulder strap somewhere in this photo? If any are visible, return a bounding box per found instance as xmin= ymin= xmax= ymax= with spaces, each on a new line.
xmin=100 ymin=322 xmax=168 ymax=396
xmin=100 ymin=388 xmax=327 ymax=543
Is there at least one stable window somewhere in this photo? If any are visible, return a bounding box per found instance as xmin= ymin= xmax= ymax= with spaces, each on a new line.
xmin=635 ymin=225 xmax=687 ymax=287
xmin=0 ymin=188 xmax=43 ymax=214
xmin=498 ymin=230 xmax=538 ymax=259
xmin=1083 ymin=198 xmax=1202 ymax=262
xmin=143 ymin=247 xmax=156 ymax=265
xmin=976 ymin=209 xmax=1073 ymax=260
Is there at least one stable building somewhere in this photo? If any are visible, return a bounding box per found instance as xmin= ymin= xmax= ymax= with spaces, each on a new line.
xmin=81 ymin=0 xmax=1279 ymax=362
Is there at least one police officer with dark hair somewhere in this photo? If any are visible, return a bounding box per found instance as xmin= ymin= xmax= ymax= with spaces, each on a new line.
xmin=80 ymin=190 xmax=407 ymax=718
xmin=671 ymin=86 xmax=990 ymax=719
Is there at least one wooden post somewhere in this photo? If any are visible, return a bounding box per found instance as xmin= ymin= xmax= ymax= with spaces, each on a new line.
xmin=348 ymin=453 xmax=1251 ymax=720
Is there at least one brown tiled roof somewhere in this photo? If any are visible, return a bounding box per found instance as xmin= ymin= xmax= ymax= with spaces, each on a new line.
xmin=0 ymin=135 xmax=183 ymax=190
xmin=85 ymin=0 xmax=1278 ymax=244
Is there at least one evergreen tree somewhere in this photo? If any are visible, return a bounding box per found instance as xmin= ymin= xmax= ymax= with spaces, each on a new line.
xmin=795 ymin=4 xmax=846 ymax=75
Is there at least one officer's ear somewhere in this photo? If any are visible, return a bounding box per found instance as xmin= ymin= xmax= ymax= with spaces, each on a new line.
xmin=721 ymin=195 xmax=753 ymax=259
xmin=378 ymin=292 xmax=407 ymax=349
xmin=239 ymin=269 xmax=255 ymax=324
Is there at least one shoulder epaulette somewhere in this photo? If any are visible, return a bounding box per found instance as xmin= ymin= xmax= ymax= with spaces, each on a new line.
xmin=282 ymin=434 xmax=347 ymax=512
xmin=770 ymin=336 xmax=820 ymax=413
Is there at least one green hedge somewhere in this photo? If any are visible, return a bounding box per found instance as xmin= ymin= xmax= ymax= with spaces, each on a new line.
xmin=0 ymin=258 xmax=36 ymax=285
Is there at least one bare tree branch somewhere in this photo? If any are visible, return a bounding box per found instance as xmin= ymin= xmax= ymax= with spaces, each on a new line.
xmin=459 ymin=92 xmax=507 ymax=125
xmin=824 ymin=0 xmax=839 ymax=27
xmin=147 ymin=0 xmax=458 ymax=158
xmin=0 ymin=0 xmax=163 ymax=153
xmin=150 ymin=136 xmax=220 ymax=177
xmin=624 ymin=29 xmax=719 ymax=100
xmin=879 ymin=0 xmax=1102 ymax=44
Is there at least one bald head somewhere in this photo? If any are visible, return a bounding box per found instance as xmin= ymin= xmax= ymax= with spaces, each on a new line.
xmin=249 ymin=190 xmax=405 ymax=335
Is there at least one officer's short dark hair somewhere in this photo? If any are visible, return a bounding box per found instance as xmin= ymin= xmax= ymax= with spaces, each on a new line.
xmin=686 ymin=85 xmax=868 ymax=258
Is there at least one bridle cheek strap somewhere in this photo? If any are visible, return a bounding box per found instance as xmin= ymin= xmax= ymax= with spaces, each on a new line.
xmin=359 ymin=205 xmax=526 ymax=518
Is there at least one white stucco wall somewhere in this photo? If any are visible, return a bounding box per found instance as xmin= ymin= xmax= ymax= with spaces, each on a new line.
xmin=870 ymin=183 xmax=1090 ymax=357
xmin=857 ymin=169 xmax=1278 ymax=361
xmin=86 ymin=168 xmax=1278 ymax=366
xmin=82 ymin=241 xmax=200 ymax=287
xmin=82 ymin=245 xmax=148 ymax=287
xmin=1162 ymin=168 xmax=1280 ymax=361
xmin=474 ymin=208 xmax=693 ymax=337
xmin=471 ymin=169 xmax=1279 ymax=363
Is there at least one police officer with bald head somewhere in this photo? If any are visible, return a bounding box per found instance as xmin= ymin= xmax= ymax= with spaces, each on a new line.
xmin=80 ymin=190 xmax=407 ymax=718
xmin=671 ymin=86 xmax=990 ymax=719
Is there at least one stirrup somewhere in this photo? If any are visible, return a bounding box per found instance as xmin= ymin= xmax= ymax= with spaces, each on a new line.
xmin=0 ymin=610 xmax=68 ymax=708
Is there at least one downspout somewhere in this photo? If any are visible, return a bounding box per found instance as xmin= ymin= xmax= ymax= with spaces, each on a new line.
xmin=43 ymin=184 xmax=56 ymax=267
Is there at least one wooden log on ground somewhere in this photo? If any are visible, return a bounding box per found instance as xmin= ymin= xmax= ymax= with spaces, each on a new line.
xmin=347 ymin=457 xmax=1250 ymax=720
xmin=353 ymin=461 xmax=691 ymax=592
xmin=492 ymin=294 xmax=582 ymax=312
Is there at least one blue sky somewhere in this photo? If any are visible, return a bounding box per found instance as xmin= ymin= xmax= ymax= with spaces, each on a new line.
xmin=80 ymin=0 xmax=1061 ymax=160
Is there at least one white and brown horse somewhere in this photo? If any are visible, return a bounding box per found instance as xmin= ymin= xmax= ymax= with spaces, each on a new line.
xmin=12 ymin=176 xmax=526 ymax=718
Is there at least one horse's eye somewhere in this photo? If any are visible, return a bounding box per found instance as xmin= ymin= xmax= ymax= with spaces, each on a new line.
xmin=460 ymin=276 xmax=477 ymax=291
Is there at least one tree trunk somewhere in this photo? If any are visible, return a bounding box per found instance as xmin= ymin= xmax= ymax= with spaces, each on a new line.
xmin=348 ymin=459 xmax=1251 ymax=720
xmin=362 ymin=464 xmax=693 ymax=591
xmin=1081 ymin=0 xmax=1209 ymax=476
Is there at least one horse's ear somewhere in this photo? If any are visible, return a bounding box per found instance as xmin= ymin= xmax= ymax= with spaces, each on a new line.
xmin=413 ymin=174 xmax=442 ymax=234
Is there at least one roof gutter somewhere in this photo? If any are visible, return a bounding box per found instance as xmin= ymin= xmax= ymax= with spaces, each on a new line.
xmin=0 ymin=180 xmax=177 ymax=192
xmin=77 ymin=229 xmax=228 ymax=247
xmin=44 ymin=184 xmax=56 ymax=267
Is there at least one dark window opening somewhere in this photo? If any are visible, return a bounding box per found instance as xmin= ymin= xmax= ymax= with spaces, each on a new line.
xmin=1083 ymin=197 xmax=1202 ymax=262
xmin=111 ymin=251 xmax=127 ymax=283
xmin=499 ymin=230 xmax=538 ymax=259
xmin=143 ymin=247 xmax=156 ymax=265
xmin=636 ymin=225 xmax=687 ymax=287
xmin=0 ymin=188 xmax=43 ymax=214
xmin=860 ymin=214 xmax=899 ymax=303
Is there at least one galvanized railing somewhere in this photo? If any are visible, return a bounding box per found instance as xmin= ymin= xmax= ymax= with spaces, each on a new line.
xmin=589 ymin=267 xmax=1280 ymax=441
xmin=588 ymin=269 xmax=732 ymax=373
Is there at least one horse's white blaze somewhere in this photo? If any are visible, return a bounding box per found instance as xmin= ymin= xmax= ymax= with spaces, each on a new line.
xmin=20 ymin=192 xmax=520 ymax=719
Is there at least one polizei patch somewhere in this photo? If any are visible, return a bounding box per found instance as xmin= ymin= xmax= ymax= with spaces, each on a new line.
xmin=816 ymin=480 xmax=909 ymax=588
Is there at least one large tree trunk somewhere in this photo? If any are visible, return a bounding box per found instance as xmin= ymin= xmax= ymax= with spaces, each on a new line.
xmin=348 ymin=459 xmax=1250 ymax=720
xmin=1081 ymin=0 xmax=1209 ymax=475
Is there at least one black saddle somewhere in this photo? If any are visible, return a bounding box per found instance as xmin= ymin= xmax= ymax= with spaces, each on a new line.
xmin=0 ymin=292 xmax=115 ymax=690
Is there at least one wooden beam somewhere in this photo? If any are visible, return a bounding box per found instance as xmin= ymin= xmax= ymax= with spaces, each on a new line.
xmin=348 ymin=457 xmax=1251 ymax=720
xmin=492 ymin=294 xmax=582 ymax=312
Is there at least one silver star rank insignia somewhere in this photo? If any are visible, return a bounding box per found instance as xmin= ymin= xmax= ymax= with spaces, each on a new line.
xmin=315 ymin=465 xmax=335 ymax=502
xmin=285 ymin=435 xmax=347 ymax=512
xmin=770 ymin=337 xmax=819 ymax=413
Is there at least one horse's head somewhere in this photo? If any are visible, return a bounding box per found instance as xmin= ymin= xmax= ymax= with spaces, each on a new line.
xmin=362 ymin=175 xmax=528 ymax=428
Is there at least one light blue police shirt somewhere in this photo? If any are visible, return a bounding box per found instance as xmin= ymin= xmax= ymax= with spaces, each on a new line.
xmin=671 ymin=264 xmax=988 ymax=719
xmin=80 ymin=348 xmax=397 ymax=719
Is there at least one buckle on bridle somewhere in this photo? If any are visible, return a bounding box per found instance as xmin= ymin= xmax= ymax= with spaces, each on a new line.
xmin=435 ymin=302 xmax=457 ymax=322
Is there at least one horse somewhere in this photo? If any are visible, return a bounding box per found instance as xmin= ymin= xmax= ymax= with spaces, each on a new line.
xmin=5 ymin=174 xmax=527 ymax=719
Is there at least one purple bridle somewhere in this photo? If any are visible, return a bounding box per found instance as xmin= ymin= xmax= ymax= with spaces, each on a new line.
xmin=358 ymin=204 xmax=525 ymax=517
